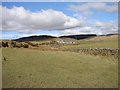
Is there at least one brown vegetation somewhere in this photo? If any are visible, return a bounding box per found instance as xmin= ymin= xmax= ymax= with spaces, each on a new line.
xmin=62 ymin=48 xmax=119 ymax=59
xmin=1 ymin=34 xmax=118 ymax=58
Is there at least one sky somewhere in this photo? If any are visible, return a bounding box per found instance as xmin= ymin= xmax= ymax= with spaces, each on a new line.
xmin=1 ymin=2 xmax=118 ymax=39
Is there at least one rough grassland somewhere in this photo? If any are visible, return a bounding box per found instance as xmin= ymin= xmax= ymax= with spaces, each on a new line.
xmin=60 ymin=39 xmax=118 ymax=50
xmin=0 ymin=48 xmax=2 ymax=89
xmin=2 ymin=48 xmax=118 ymax=88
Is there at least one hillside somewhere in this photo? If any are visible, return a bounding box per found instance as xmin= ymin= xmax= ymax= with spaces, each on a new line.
xmin=14 ymin=35 xmax=56 ymax=42
xmin=59 ymin=34 xmax=97 ymax=40
xmin=14 ymin=34 xmax=97 ymax=42
xmin=87 ymin=34 xmax=118 ymax=41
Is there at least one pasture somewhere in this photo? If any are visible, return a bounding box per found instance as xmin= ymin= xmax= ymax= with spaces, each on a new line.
xmin=2 ymin=48 xmax=118 ymax=88
xmin=0 ymin=48 xmax=2 ymax=89
xmin=60 ymin=39 xmax=118 ymax=50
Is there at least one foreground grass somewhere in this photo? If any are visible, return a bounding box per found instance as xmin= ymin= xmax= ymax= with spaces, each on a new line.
xmin=2 ymin=48 xmax=118 ymax=88
xmin=0 ymin=48 xmax=2 ymax=89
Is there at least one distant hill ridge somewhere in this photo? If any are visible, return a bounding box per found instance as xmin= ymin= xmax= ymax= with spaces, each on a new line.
xmin=14 ymin=34 xmax=117 ymax=42
xmin=59 ymin=34 xmax=97 ymax=40
xmin=15 ymin=35 xmax=56 ymax=42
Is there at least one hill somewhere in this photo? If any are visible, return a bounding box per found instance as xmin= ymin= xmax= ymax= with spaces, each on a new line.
xmin=87 ymin=34 xmax=118 ymax=41
xmin=59 ymin=34 xmax=97 ymax=40
xmin=14 ymin=34 xmax=97 ymax=42
xmin=14 ymin=35 xmax=56 ymax=42
xmin=14 ymin=34 xmax=118 ymax=42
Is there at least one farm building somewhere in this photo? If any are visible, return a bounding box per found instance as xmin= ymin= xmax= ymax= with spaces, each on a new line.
xmin=57 ymin=40 xmax=75 ymax=44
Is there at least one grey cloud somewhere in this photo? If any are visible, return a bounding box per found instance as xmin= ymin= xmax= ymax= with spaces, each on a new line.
xmin=61 ymin=21 xmax=118 ymax=35
xmin=68 ymin=2 xmax=118 ymax=14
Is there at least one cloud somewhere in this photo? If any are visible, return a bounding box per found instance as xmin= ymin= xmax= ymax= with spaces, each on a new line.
xmin=61 ymin=21 xmax=118 ymax=35
xmin=1 ymin=4 xmax=118 ymax=39
xmin=68 ymin=2 xmax=118 ymax=14
xmin=1 ymin=6 xmax=83 ymax=33
xmin=94 ymin=21 xmax=118 ymax=35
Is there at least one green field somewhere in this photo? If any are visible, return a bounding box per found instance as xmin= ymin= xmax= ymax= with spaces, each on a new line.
xmin=2 ymin=48 xmax=118 ymax=88
xmin=60 ymin=39 xmax=118 ymax=50
xmin=0 ymin=48 xmax=2 ymax=89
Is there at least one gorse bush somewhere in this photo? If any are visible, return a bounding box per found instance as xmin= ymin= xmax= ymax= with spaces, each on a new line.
xmin=10 ymin=41 xmax=29 ymax=48
xmin=11 ymin=41 xmax=19 ymax=48
xmin=2 ymin=42 xmax=9 ymax=47
xmin=28 ymin=42 xmax=38 ymax=47
xmin=0 ymin=42 xmax=2 ymax=47
xmin=21 ymin=43 xmax=29 ymax=48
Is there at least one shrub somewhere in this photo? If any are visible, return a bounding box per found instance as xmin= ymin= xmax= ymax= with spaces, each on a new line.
xmin=29 ymin=42 xmax=38 ymax=47
xmin=0 ymin=42 xmax=2 ymax=48
xmin=11 ymin=41 xmax=29 ymax=48
xmin=2 ymin=41 xmax=9 ymax=47
xmin=11 ymin=41 xmax=21 ymax=48
xmin=22 ymin=43 xmax=29 ymax=48
xmin=11 ymin=41 xmax=16 ymax=47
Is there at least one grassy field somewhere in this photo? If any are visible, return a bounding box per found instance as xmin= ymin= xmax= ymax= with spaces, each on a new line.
xmin=60 ymin=39 xmax=118 ymax=50
xmin=0 ymin=48 xmax=2 ymax=89
xmin=2 ymin=48 xmax=118 ymax=88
